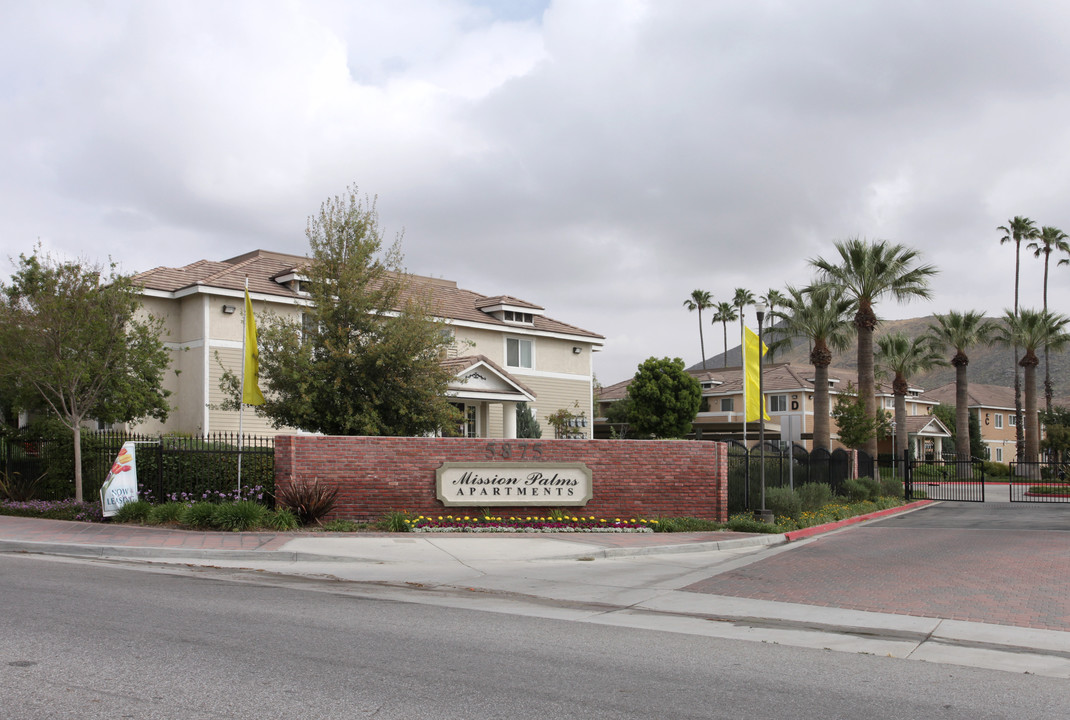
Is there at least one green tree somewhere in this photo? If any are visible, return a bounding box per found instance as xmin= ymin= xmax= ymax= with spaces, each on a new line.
xmin=998 ymin=216 xmax=1039 ymax=458
xmin=875 ymin=332 xmax=943 ymax=470
xmin=1040 ymin=406 xmax=1070 ymax=462
xmin=768 ymin=285 xmax=854 ymax=451
xmin=515 ymin=402 xmax=542 ymax=439
xmin=810 ymin=238 xmax=937 ymax=458
xmin=683 ymin=289 xmax=714 ymax=371
xmin=0 ymin=250 xmax=171 ymax=501
xmin=603 ymin=394 xmax=635 ymax=438
xmin=628 ymin=357 xmax=701 ymax=438
xmin=222 ymin=187 xmax=458 ymax=436
xmin=759 ymin=289 xmax=786 ymax=361
xmin=995 ymin=309 xmax=1070 ymax=462
xmin=926 ymin=311 xmax=996 ymax=460
xmin=732 ymin=288 xmax=755 ymax=363
xmin=1027 ymin=226 xmax=1069 ymax=411
xmin=832 ymin=383 xmax=889 ymax=451
xmin=711 ymin=301 xmax=737 ymax=368
xmin=933 ymin=404 xmax=986 ymax=461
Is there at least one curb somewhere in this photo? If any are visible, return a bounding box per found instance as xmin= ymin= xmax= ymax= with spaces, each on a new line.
xmin=784 ymin=500 xmax=934 ymax=542
xmin=0 ymin=539 xmax=376 ymax=564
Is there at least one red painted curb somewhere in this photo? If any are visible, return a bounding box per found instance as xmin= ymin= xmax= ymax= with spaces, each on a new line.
xmin=783 ymin=500 xmax=933 ymax=542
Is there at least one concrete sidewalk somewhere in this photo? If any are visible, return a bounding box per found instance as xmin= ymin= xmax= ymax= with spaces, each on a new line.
xmin=3 ymin=503 xmax=1069 ymax=679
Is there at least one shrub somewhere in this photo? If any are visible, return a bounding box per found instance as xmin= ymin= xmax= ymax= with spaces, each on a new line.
xmin=214 ymin=500 xmax=269 ymax=531
xmin=182 ymin=501 xmax=220 ymax=529
xmin=653 ymin=516 xmax=721 ymax=532
xmin=268 ymin=508 xmax=300 ymax=531
xmin=765 ymin=487 xmax=801 ymax=521
xmin=113 ymin=500 xmax=152 ymax=524
xmin=376 ymin=511 xmax=411 ymax=532
xmin=148 ymin=501 xmax=187 ymax=525
xmin=0 ymin=469 xmax=47 ymax=501
xmin=983 ymin=461 xmax=1010 ymax=477
xmin=879 ymin=475 xmax=903 ymax=499
xmin=796 ymin=482 xmax=833 ymax=511
xmin=275 ymin=479 xmax=338 ymax=526
xmin=843 ymin=477 xmax=880 ymax=503
xmin=725 ymin=513 xmax=781 ymax=533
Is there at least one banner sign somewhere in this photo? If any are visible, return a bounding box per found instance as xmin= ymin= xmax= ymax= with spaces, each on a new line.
xmin=436 ymin=462 xmax=593 ymax=507
xmin=100 ymin=441 xmax=139 ymax=517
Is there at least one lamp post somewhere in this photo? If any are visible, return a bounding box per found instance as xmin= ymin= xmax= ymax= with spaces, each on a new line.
xmin=890 ymin=419 xmax=897 ymax=481
xmin=755 ymin=302 xmax=773 ymax=523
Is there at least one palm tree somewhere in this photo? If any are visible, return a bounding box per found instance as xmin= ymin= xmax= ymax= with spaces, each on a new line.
xmin=810 ymin=238 xmax=937 ymax=459
xmin=768 ymin=285 xmax=854 ymax=451
xmin=760 ymin=289 xmax=787 ymax=360
xmin=733 ymin=288 xmax=755 ymax=365
xmin=711 ymin=301 xmax=737 ymax=368
xmin=1027 ymin=226 xmax=1070 ymax=411
xmin=998 ymin=216 xmax=1039 ymax=458
xmin=683 ymin=289 xmax=714 ymax=371
xmin=926 ymin=311 xmax=996 ymax=460
xmin=876 ymin=333 xmax=943 ymax=474
xmin=995 ymin=309 xmax=1070 ymax=463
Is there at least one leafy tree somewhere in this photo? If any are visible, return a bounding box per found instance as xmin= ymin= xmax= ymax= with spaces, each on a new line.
xmin=221 ymin=187 xmax=458 ymax=436
xmin=628 ymin=357 xmax=701 ymax=439
xmin=831 ymin=383 xmax=889 ymax=451
xmin=876 ymin=332 xmax=943 ymax=469
xmin=710 ymin=301 xmax=738 ymax=368
xmin=1040 ymin=406 xmax=1070 ymax=462
xmin=602 ymin=394 xmax=635 ymax=438
xmin=515 ymin=402 xmax=542 ymax=439
xmin=933 ymin=404 xmax=986 ymax=460
xmin=995 ymin=309 xmax=1070 ymax=462
xmin=683 ymin=289 xmax=714 ymax=371
xmin=768 ymin=285 xmax=854 ymax=451
xmin=810 ymin=238 xmax=937 ymax=458
xmin=998 ymin=216 xmax=1039 ymax=457
xmin=926 ymin=310 xmax=996 ymax=459
xmin=0 ymin=250 xmax=171 ymax=501
xmin=1027 ymin=226 xmax=1069 ymax=411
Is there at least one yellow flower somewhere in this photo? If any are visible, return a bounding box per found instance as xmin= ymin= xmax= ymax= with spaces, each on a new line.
xmin=600 ymin=519 xmax=606 ymax=523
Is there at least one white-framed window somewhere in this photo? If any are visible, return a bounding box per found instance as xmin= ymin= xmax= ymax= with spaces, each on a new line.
xmin=994 ymin=413 xmax=1003 ymax=429
xmin=1009 ymin=414 xmax=1017 ymax=427
xmin=769 ymin=395 xmax=788 ymax=413
xmin=503 ymin=310 xmax=534 ymax=324
xmin=506 ymin=337 xmax=533 ymax=369
xmin=720 ymin=398 xmax=734 ymax=412
xmin=995 ymin=447 xmax=1003 ymax=462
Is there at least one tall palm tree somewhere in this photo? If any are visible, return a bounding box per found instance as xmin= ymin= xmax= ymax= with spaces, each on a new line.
xmin=926 ymin=311 xmax=996 ymax=460
xmin=1027 ymin=226 xmax=1070 ymax=411
xmin=683 ymin=289 xmax=714 ymax=371
xmin=810 ymin=238 xmax=937 ymax=459
xmin=711 ymin=301 xmax=738 ymax=368
xmin=876 ymin=333 xmax=943 ymax=472
xmin=995 ymin=309 xmax=1070 ymax=463
xmin=733 ymin=288 xmax=755 ymax=365
xmin=768 ymin=285 xmax=854 ymax=451
xmin=760 ymin=288 xmax=787 ymax=361
xmin=998 ymin=216 xmax=1039 ymax=458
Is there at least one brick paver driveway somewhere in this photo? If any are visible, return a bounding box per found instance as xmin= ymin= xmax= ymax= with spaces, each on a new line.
xmin=684 ymin=503 xmax=1070 ymax=632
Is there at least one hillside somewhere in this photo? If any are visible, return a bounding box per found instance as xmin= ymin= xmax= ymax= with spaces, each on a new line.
xmin=693 ymin=315 xmax=1070 ymax=402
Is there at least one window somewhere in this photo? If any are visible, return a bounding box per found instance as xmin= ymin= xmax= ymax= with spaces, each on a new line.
xmin=1009 ymin=414 xmax=1017 ymax=427
xmin=995 ymin=447 xmax=1003 ymax=462
xmin=769 ymin=395 xmax=788 ymax=413
xmin=506 ymin=337 xmax=533 ymax=369
xmin=451 ymin=402 xmax=478 ymax=438
xmin=994 ymin=413 xmax=1003 ymax=429
xmin=503 ymin=310 xmax=534 ymax=324
xmin=720 ymin=398 xmax=734 ymax=412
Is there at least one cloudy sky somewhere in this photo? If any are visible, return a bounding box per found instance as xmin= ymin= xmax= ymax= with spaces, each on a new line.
xmin=4 ymin=0 xmax=1070 ymax=383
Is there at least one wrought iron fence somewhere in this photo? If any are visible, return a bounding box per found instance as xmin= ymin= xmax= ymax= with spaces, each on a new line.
xmin=726 ymin=442 xmax=856 ymax=513
xmin=1 ymin=431 xmax=274 ymax=504
xmin=905 ymin=458 xmax=985 ymax=502
xmin=1008 ymin=461 xmax=1070 ymax=502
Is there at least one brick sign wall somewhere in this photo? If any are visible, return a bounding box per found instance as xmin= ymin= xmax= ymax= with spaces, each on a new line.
xmin=274 ymin=436 xmax=728 ymax=522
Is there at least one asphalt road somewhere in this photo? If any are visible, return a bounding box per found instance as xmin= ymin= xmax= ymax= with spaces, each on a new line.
xmin=2 ymin=554 xmax=1069 ymax=719
xmin=871 ymin=501 xmax=1070 ymax=531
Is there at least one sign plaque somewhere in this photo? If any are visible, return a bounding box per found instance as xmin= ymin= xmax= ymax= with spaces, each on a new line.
xmin=436 ymin=462 xmax=593 ymax=507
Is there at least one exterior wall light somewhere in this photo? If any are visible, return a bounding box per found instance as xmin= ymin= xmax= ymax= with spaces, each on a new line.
xmin=222 ymin=305 xmax=237 ymax=314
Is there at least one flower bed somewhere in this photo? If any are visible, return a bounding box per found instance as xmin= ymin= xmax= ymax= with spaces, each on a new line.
xmin=407 ymin=514 xmax=655 ymax=533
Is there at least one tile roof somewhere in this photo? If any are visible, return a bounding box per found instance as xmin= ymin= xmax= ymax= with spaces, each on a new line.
xmin=924 ymin=382 xmax=1017 ymax=410
xmin=441 ymin=354 xmax=537 ymax=399
xmin=134 ymin=249 xmax=602 ymax=340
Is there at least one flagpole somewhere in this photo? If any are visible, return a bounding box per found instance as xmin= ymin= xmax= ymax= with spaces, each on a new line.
xmin=237 ymin=277 xmax=248 ymax=492
xmin=742 ymin=323 xmax=748 ymax=509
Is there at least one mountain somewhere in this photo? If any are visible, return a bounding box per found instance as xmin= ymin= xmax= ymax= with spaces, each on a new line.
xmin=693 ymin=315 xmax=1070 ymax=403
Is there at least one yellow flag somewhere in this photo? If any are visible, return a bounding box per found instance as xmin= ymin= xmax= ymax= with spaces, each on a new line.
xmin=744 ymin=326 xmax=769 ymax=422
xmin=242 ymin=288 xmax=265 ymax=405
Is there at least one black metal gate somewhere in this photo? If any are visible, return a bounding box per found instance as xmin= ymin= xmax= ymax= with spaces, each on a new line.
xmin=1008 ymin=462 xmax=1070 ymax=502
xmin=905 ymin=458 xmax=985 ymax=502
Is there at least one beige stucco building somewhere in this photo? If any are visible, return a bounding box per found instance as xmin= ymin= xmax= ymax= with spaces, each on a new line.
xmin=131 ymin=250 xmax=603 ymax=439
